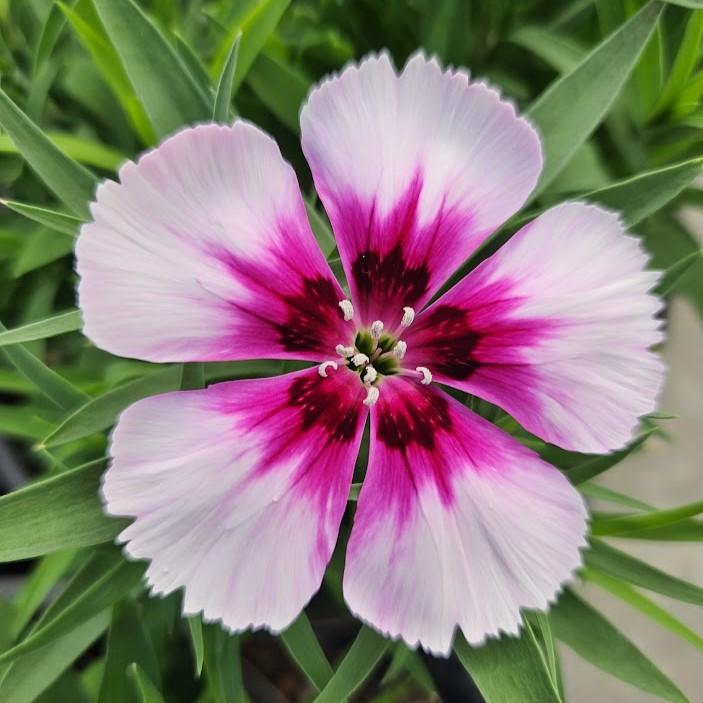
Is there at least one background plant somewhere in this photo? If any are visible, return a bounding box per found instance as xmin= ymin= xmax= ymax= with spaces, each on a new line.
xmin=0 ymin=0 xmax=702 ymax=701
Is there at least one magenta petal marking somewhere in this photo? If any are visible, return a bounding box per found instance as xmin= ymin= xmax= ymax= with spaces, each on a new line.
xmin=343 ymin=376 xmax=587 ymax=655
xmin=76 ymin=122 xmax=347 ymax=364
xmin=300 ymin=52 xmax=542 ymax=323
xmin=404 ymin=201 xmax=665 ymax=453
xmin=103 ymin=367 xmax=368 ymax=634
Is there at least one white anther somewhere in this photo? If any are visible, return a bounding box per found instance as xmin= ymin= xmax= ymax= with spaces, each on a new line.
xmin=338 ymin=299 xmax=354 ymax=321
xmin=393 ymin=341 xmax=407 ymax=359
xmin=370 ymin=320 xmax=384 ymax=338
xmin=318 ymin=361 xmax=338 ymax=377
xmin=363 ymin=385 xmax=380 ymax=406
xmin=335 ymin=344 xmax=354 ymax=358
xmin=363 ymin=366 xmax=378 ymax=384
xmin=416 ymin=366 xmax=432 ymax=385
xmin=351 ymin=352 xmax=369 ymax=367
xmin=401 ymin=306 xmax=415 ymax=327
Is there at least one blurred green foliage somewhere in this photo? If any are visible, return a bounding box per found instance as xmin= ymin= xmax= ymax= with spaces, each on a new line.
xmin=0 ymin=0 xmax=702 ymax=701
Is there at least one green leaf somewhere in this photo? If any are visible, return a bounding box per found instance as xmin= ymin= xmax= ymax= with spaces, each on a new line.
xmin=664 ymin=1 xmax=703 ymax=8
xmin=550 ymin=590 xmax=688 ymax=702
xmin=587 ymin=539 xmax=703 ymax=605
xmin=34 ymin=2 xmax=73 ymax=76
xmin=246 ymin=50 xmax=310 ymax=133
xmin=313 ymin=627 xmax=389 ymax=703
xmin=592 ymin=499 xmax=703 ymax=536
xmin=41 ymin=365 xmax=183 ymax=448
xmin=0 ymin=132 xmax=124 ymax=171
xmin=186 ymin=617 xmax=204 ymax=677
xmin=0 ymin=611 xmax=110 ymax=703
xmin=584 ymin=157 xmax=703 ymax=225
xmin=93 ymin=0 xmax=211 ymax=138
xmin=1 ymin=199 xmax=83 ymax=236
xmin=565 ymin=426 xmax=658 ymax=485
xmin=657 ymin=249 xmax=703 ymax=295
xmin=528 ymin=1 xmax=663 ymax=196
xmin=0 ymin=88 xmax=96 ymax=217
xmin=127 ymin=664 xmax=165 ymax=703
xmin=59 ymin=0 xmax=155 ymax=146
xmin=579 ymin=482 xmax=653 ymax=511
xmin=583 ymin=568 xmax=703 ymax=651
xmin=0 ymin=556 xmax=143 ymax=665
xmin=0 ymin=320 xmax=88 ymax=411
xmin=212 ymin=0 xmax=291 ymax=93
xmin=10 ymin=551 xmax=75 ymax=638
xmin=99 ymin=600 xmax=159 ymax=703
xmin=0 ymin=459 xmax=126 ymax=562
xmin=455 ymin=628 xmax=562 ymax=703
xmin=213 ymin=33 xmax=241 ymax=123
xmin=281 ymin=613 xmax=334 ymax=693
xmin=510 ymin=26 xmax=585 ymax=73
xmin=0 ymin=310 xmax=81 ymax=348
xmin=306 ymin=199 xmax=336 ymax=257
xmin=203 ymin=624 xmax=246 ymax=703
xmin=655 ymin=10 xmax=703 ymax=115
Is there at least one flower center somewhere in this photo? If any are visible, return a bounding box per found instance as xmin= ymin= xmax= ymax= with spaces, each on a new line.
xmin=319 ymin=300 xmax=432 ymax=406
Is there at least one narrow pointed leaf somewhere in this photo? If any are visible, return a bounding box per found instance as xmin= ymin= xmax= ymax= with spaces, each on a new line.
xmin=0 ymin=559 xmax=143 ymax=664
xmin=306 ymin=199 xmax=336 ymax=257
xmin=186 ymin=617 xmax=204 ymax=677
xmin=550 ymin=590 xmax=688 ymax=702
xmin=247 ymin=50 xmax=310 ymax=132
xmin=93 ymin=0 xmax=211 ymax=138
xmin=592 ymin=499 xmax=703 ymax=536
xmin=281 ymin=614 xmax=334 ymax=693
xmin=584 ymin=569 xmax=703 ymax=651
xmin=213 ymin=34 xmax=240 ymax=123
xmin=579 ymin=483 xmax=653 ymax=511
xmin=455 ymin=629 xmax=562 ymax=703
xmin=584 ymin=157 xmax=703 ymax=225
xmin=565 ymin=427 xmax=658 ymax=485
xmin=41 ymin=365 xmax=182 ymax=448
xmin=657 ymin=249 xmax=702 ymax=295
xmin=212 ymin=0 xmax=291 ymax=92
xmin=0 ymin=311 xmax=81 ymax=348
xmin=0 ymin=321 xmax=88 ymax=411
xmin=0 ymin=612 xmax=110 ymax=703
xmin=99 ymin=600 xmax=159 ymax=703
xmin=0 ymin=132 xmax=124 ymax=171
xmin=10 ymin=551 xmax=75 ymax=638
xmin=587 ymin=539 xmax=703 ymax=605
xmin=127 ymin=664 xmax=166 ymax=703
xmin=655 ymin=9 xmax=703 ymax=115
xmin=528 ymin=1 xmax=663 ymax=196
xmin=0 ymin=88 xmax=95 ymax=217
xmin=58 ymin=0 xmax=155 ymax=145
xmin=203 ymin=625 xmax=246 ymax=703
xmin=0 ymin=459 xmax=125 ymax=562
xmin=313 ymin=627 xmax=389 ymax=703
xmin=1 ymin=200 xmax=82 ymax=237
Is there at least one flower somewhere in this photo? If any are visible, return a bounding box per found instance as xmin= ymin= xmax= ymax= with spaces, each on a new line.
xmin=75 ymin=52 xmax=664 ymax=656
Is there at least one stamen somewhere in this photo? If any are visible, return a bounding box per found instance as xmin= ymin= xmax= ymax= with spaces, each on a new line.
xmin=401 ymin=306 xmax=415 ymax=327
xmin=363 ymin=385 xmax=380 ymax=406
xmin=318 ymin=361 xmax=338 ymax=378
xmin=393 ymin=341 xmax=407 ymax=359
xmin=363 ymin=366 xmax=377 ymax=384
xmin=416 ymin=366 xmax=432 ymax=385
xmin=335 ymin=344 xmax=354 ymax=358
xmin=370 ymin=320 xmax=384 ymax=339
xmin=351 ymin=352 xmax=370 ymax=367
xmin=338 ymin=299 xmax=354 ymax=321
